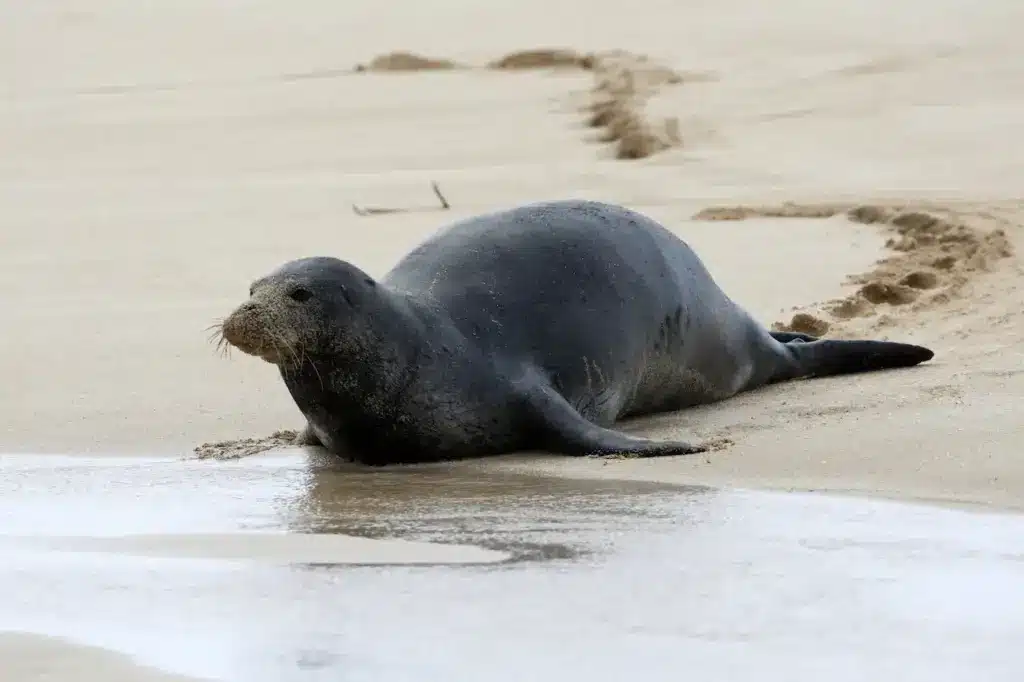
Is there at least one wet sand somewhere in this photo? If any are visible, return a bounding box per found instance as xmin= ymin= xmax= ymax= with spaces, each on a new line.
xmin=0 ymin=633 xmax=205 ymax=682
xmin=1 ymin=453 xmax=1023 ymax=681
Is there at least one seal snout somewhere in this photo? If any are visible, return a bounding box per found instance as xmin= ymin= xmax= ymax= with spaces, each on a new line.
xmin=219 ymin=300 xmax=287 ymax=364
xmin=220 ymin=304 xmax=256 ymax=349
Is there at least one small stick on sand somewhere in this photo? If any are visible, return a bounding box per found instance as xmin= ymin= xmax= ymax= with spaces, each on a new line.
xmin=351 ymin=181 xmax=451 ymax=216
xmin=431 ymin=181 xmax=450 ymax=210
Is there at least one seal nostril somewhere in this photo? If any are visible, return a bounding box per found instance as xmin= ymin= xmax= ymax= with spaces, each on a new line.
xmin=289 ymin=288 xmax=313 ymax=303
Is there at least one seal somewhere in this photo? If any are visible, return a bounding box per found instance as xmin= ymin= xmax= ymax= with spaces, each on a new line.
xmin=217 ymin=199 xmax=934 ymax=465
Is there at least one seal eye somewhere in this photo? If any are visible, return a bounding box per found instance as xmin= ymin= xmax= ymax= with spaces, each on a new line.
xmin=289 ymin=287 xmax=313 ymax=303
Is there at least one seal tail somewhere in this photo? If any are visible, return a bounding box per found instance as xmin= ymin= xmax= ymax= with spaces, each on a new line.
xmin=784 ymin=339 xmax=934 ymax=379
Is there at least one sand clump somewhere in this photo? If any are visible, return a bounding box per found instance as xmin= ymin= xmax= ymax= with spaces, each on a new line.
xmin=694 ymin=202 xmax=1014 ymax=336
xmin=695 ymin=204 xmax=849 ymax=222
xmin=774 ymin=312 xmax=832 ymax=337
xmin=194 ymin=429 xmax=300 ymax=460
xmin=486 ymin=48 xmax=596 ymax=71
xmin=354 ymin=52 xmax=462 ymax=72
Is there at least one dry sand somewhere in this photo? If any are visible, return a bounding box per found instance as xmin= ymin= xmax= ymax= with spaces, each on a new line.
xmin=3 ymin=0 xmax=1024 ymax=515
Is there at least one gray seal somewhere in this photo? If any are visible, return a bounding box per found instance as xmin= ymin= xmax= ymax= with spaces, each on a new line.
xmin=217 ymin=200 xmax=933 ymax=465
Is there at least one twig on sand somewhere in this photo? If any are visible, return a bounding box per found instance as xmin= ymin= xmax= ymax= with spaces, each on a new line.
xmin=431 ymin=181 xmax=450 ymax=209
xmin=351 ymin=181 xmax=451 ymax=216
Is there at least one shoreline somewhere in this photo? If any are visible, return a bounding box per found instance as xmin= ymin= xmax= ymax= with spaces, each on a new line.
xmin=2 ymin=448 xmax=1019 ymax=515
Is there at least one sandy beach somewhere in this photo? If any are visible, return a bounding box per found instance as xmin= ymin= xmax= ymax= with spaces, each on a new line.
xmin=3 ymin=2 xmax=1024 ymax=677
xmin=4 ymin=0 xmax=1022 ymax=508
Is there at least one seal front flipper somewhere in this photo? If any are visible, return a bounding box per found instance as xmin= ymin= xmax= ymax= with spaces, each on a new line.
xmin=294 ymin=423 xmax=323 ymax=447
xmin=519 ymin=382 xmax=707 ymax=458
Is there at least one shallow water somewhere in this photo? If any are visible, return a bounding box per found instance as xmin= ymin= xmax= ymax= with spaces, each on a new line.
xmin=1 ymin=452 xmax=1022 ymax=682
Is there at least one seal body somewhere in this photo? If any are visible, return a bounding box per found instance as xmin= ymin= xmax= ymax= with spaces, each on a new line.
xmin=219 ymin=200 xmax=934 ymax=465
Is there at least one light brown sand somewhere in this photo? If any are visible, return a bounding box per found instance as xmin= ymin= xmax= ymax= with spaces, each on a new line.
xmin=0 ymin=633 xmax=205 ymax=682
xmin=2 ymin=0 xmax=1023 ymax=517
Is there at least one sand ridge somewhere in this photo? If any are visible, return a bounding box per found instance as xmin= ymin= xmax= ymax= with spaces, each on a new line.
xmin=353 ymin=52 xmax=464 ymax=72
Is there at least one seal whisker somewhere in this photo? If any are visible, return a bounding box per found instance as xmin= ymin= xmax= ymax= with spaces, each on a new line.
xmin=205 ymin=320 xmax=234 ymax=359
xmin=266 ymin=334 xmax=292 ymax=368
xmin=264 ymin=307 xmax=303 ymax=372
xmin=216 ymin=334 xmax=233 ymax=359
xmin=204 ymin=319 xmax=226 ymax=341
xmin=286 ymin=341 xmax=305 ymax=375
xmin=303 ymin=347 xmax=325 ymax=390
xmin=288 ymin=337 xmax=324 ymax=391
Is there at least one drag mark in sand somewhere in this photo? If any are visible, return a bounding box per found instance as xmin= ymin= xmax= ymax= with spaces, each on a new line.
xmin=693 ymin=203 xmax=1015 ymax=337
xmin=483 ymin=48 xmax=693 ymax=159
xmin=573 ymin=49 xmax=689 ymax=160
xmin=352 ymin=48 xmax=696 ymax=160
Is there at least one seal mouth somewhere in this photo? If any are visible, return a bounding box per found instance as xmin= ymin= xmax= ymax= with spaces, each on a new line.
xmin=220 ymin=331 xmax=286 ymax=365
xmin=256 ymin=347 xmax=284 ymax=364
xmin=213 ymin=306 xmax=294 ymax=366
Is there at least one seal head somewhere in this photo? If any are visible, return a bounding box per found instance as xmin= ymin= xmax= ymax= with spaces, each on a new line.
xmin=220 ymin=257 xmax=382 ymax=368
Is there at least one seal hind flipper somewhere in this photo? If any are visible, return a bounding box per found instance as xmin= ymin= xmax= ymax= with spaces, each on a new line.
xmin=770 ymin=331 xmax=819 ymax=343
xmin=786 ymin=339 xmax=934 ymax=379
xmin=521 ymin=383 xmax=707 ymax=458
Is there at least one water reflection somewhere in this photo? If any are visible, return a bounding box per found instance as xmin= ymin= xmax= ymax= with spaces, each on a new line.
xmin=282 ymin=453 xmax=716 ymax=563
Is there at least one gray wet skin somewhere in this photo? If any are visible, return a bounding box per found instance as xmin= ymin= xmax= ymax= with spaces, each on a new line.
xmin=225 ymin=200 xmax=933 ymax=465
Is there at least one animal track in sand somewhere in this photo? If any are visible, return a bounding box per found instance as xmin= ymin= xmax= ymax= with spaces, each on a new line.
xmin=693 ymin=202 xmax=1014 ymax=337
xmin=575 ymin=50 xmax=688 ymax=160
xmin=352 ymin=48 xmax=699 ymax=160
